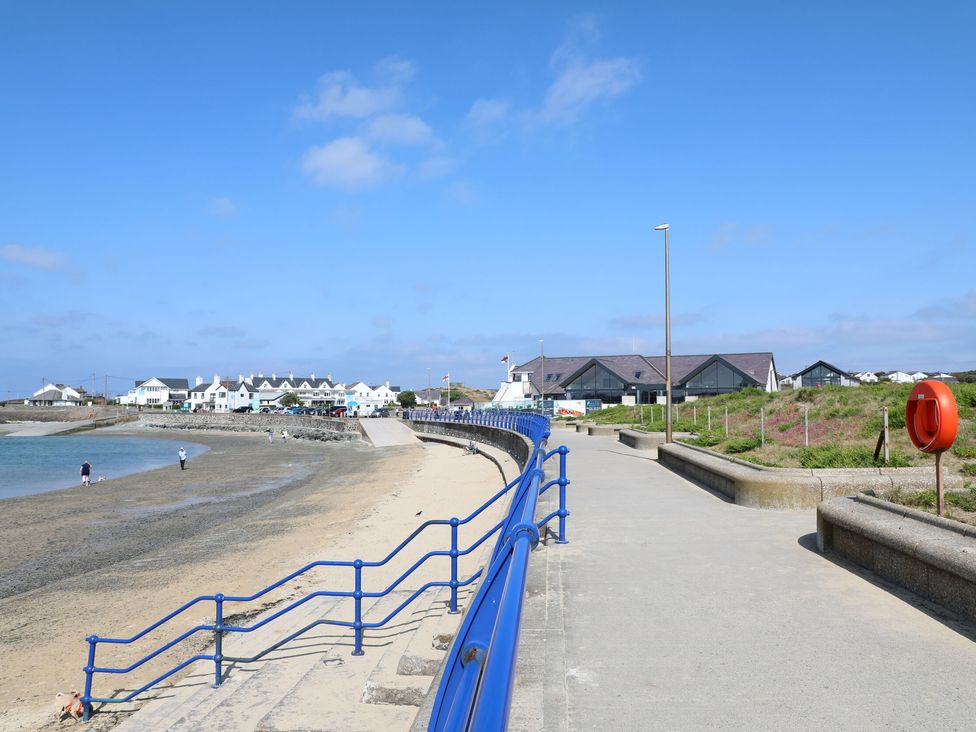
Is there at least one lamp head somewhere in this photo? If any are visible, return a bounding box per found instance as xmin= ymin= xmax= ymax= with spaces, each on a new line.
xmin=655 ymin=223 xmax=669 ymax=231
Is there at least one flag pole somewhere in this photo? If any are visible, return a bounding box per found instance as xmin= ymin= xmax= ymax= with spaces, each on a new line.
xmin=447 ymin=372 xmax=451 ymax=411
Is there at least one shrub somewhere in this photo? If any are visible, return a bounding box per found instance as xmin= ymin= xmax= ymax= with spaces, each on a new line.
xmin=953 ymin=383 xmax=976 ymax=408
xmin=726 ymin=436 xmax=761 ymax=454
xmin=947 ymin=487 xmax=976 ymax=512
xmin=797 ymin=445 xmax=911 ymax=469
xmin=962 ymin=463 xmax=976 ymax=477
xmin=686 ymin=432 xmax=722 ymax=447
xmin=953 ymin=445 xmax=976 ymax=459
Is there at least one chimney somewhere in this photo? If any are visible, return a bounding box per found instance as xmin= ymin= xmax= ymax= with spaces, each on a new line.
xmin=195 ymin=376 xmax=203 ymax=386
xmin=385 ymin=380 xmax=390 ymax=388
xmin=327 ymin=373 xmax=332 ymax=382
xmin=311 ymin=372 xmax=316 ymax=380
xmin=213 ymin=374 xmax=220 ymax=385
xmin=258 ymin=372 xmax=264 ymax=378
xmin=239 ymin=373 xmax=244 ymax=383
xmin=272 ymin=372 xmax=276 ymax=380
xmin=288 ymin=371 xmax=293 ymax=379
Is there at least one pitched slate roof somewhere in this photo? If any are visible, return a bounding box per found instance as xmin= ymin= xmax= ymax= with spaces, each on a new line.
xmin=134 ymin=377 xmax=190 ymax=389
xmin=512 ymin=352 xmax=775 ymax=395
xmin=793 ymin=360 xmax=859 ymax=381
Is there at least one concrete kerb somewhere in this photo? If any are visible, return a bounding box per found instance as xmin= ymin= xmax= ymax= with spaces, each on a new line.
xmin=818 ymin=493 xmax=976 ymax=622
xmin=658 ymin=441 xmax=965 ymax=510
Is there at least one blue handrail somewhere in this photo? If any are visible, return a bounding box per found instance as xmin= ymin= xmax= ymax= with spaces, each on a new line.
xmin=80 ymin=410 xmax=567 ymax=724
xmin=426 ymin=417 xmax=572 ymax=731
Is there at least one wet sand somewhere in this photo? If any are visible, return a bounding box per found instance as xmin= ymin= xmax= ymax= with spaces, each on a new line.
xmin=0 ymin=428 xmax=505 ymax=731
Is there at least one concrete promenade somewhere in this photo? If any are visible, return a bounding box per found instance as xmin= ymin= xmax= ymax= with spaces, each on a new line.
xmin=512 ymin=430 xmax=976 ymax=730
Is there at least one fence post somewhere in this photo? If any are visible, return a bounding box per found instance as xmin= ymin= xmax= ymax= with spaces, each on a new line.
xmin=724 ymin=407 xmax=729 ymax=437
xmin=352 ymin=560 xmax=364 ymax=656
xmin=760 ymin=408 xmax=765 ymax=447
xmin=449 ymin=518 xmax=460 ymax=614
xmin=693 ymin=405 xmax=697 ymax=426
xmin=883 ymin=407 xmax=890 ymax=464
xmin=213 ymin=594 xmax=224 ymax=687
xmin=557 ymin=445 xmax=570 ymax=544
xmin=804 ymin=406 xmax=809 ymax=447
xmin=82 ymin=635 xmax=97 ymax=721
xmin=707 ymin=406 xmax=711 ymax=431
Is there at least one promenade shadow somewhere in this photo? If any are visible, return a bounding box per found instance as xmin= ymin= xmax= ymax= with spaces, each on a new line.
xmin=797 ymin=532 xmax=976 ymax=644
xmin=598 ymin=447 xmax=734 ymax=504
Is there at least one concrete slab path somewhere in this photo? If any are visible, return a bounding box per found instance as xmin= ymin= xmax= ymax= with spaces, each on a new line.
xmin=513 ymin=430 xmax=976 ymax=731
xmin=359 ymin=418 xmax=421 ymax=447
xmin=2 ymin=421 xmax=87 ymax=436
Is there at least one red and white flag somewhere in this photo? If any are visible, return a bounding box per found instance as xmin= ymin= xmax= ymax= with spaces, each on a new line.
xmin=500 ymin=355 xmax=508 ymax=363
xmin=442 ymin=374 xmax=450 ymax=382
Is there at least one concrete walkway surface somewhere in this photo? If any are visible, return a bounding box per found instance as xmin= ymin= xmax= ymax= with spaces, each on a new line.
xmin=359 ymin=418 xmax=421 ymax=447
xmin=512 ymin=430 xmax=976 ymax=731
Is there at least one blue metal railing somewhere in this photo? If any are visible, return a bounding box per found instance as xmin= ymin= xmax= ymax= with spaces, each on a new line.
xmin=80 ymin=411 xmax=568 ymax=725
xmin=419 ymin=412 xmax=571 ymax=731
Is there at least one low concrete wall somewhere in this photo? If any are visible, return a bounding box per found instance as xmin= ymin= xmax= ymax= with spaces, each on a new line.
xmin=587 ymin=424 xmax=621 ymax=437
xmin=658 ymin=442 xmax=963 ymax=510
xmin=618 ymin=430 xmax=694 ymax=451
xmin=818 ymin=494 xmax=976 ymax=622
xmin=404 ymin=420 xmax=533 ymax=468
xmin=136 ymin=412 xmax=361 ymax=442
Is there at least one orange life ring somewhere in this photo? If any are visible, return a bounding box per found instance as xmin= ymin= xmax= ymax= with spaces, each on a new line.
xmin=905 ymin=380 xmax=958 ymax=453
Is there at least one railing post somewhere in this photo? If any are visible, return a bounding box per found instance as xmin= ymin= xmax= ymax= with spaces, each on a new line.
xmin=213 ymin=594 xmax=224 ymax=687
xmin=450 ymin=518 xmax=460 ymax=614
xmin=82 ymin=634 xmax=97 ymax=721
xmin=556 ymin=445 xmax=570 ymax=544
xmin=353 ymin=559 xmax=364 ymax=656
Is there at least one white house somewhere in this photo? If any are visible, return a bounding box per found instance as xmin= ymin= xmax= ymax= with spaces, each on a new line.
xmin=120 ymin=377 xmax=189 ymax=408
xmin=854 ymin=371 xmax=879 ymax=383
xmin=250 ymin=372 xmax=346 ymax=408
xmin=344 ymin=381 xmax=394 ymax=416
xmin=792 ymin=361 xmax=860 ymax=388
xmin=887 ymin=371 xmax=915 ymax=384
xmin=909 ymin=371 xmax=929 ymax=382
xmin=26 ymin=383 xmax=83 ymax=407
xmin=186 ymin=376 xmax=258 ymax=413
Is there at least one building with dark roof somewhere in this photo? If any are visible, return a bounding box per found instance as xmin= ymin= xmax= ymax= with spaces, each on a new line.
xmin=792 ymin=361 xmax=860 ymax=388
xmin=493 ymin=352 xmax=777 ymax=406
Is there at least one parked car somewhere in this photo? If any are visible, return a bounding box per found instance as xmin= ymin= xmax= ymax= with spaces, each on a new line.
xmin=326 ymin=405 xmax=347 ymax=417
xmin=370 ymin=408 xmax=390 ymax=418
xmin=232 ymin=406 xmax=253 ymax=413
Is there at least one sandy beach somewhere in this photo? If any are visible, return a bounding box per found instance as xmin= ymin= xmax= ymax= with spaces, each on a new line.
xmin=0 ymin=427 xmax=507 ymax=731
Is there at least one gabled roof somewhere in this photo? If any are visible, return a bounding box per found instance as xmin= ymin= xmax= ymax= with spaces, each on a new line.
xmin=794 ymin=360 xmax=859 ymax=381
xmin=135 ymin=377 xmax=189 ymax=389
xmin=680 ymin=354 xmax=763 ymax=387
xmin=32 ymin=388 xmax=75 ymax=401
xmin=511 ymin=351 xmax=775 ymax=395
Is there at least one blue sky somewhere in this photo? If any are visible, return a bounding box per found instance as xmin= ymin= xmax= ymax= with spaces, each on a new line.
xmin=1 ymin=2 xmax=974 ymax=398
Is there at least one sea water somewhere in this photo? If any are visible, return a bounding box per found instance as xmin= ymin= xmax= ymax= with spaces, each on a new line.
xmin=0 ymin=435 xmax=208 ymax=499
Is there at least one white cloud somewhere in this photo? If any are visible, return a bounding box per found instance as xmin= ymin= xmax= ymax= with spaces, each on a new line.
xmin=0 ymin=244 xmax=67 ymax=271
xmin=709 ymin=223 xmax=772 ymax=250
xmin=294 ymin=70 xmax=401 ymax=121
xmin=208 ymin=196 xmax=237 ymax=217
xmin=301 ymin=137 xmax=403 ymax=189
xmin=366 ymin=113 xmax=436 ymax=146
xmin=465 ymin=98 xmax=511 ymax=131
xmin=915 ymin=290 xmax=976 ymax=320
xmin=418 ymin=156 xmax=457 ymax=180
xmin=536 ymin=57 xmax=640 ymax=124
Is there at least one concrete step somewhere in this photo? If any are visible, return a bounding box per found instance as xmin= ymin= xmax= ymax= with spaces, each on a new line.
xmin=256 ymin=592 xmax=421 ymax=731
xmin=396 ymin=585 xmax=471 ymax=676
xmin=110 ymin=591 xmax=390 ymax=732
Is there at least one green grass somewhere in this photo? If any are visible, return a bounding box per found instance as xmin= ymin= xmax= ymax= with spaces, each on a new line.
xmin=961 ymin=463 xmax=976 ymax=477
xmin=953 ymin=445 xmax=976 ymax=459
xmin=796 ymin=445 xmax=912 ymax=469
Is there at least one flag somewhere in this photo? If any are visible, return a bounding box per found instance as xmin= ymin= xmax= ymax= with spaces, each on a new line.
xmin=442 ymin=375 xmax=449 ymax=382
xmin=500 ymin=355 xmax=508 ymax=363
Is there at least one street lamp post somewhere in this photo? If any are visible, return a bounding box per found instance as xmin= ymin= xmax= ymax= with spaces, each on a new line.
xmin=655 ymin=223 xmax=673 ymax=444
xmin=539 ymin=339 xmax=545 ymax=414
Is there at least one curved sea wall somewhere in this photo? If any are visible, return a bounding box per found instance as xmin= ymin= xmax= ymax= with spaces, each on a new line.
xmin=136 ymin=412 xmax=362 ymax=442
xmin=404 ymin=420 xmax=533 ymax=467
xmin=658 ymin=441 xmax=963 ymax=510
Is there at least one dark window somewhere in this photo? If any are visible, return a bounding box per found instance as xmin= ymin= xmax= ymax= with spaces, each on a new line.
xmin=803 ymin=364 xmax=841 ymax=388
xmin=565 ymin=364 xmax=626 ymax=393
xmin=634 ymin=371 xmax=642 ymax=379
xmin=685 ymin=361 xmax=749 ymax=393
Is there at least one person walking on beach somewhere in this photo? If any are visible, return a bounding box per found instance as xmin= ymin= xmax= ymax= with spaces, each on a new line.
xmin=80 ymin=460 xmax=92 ymax=487
xmin=281 ymin=428 xmax=288 ymax=442
xmin=268 ymin=428 xmax=274 ymax=443
xmin=178 ymin=447 xmax=187 ymax=470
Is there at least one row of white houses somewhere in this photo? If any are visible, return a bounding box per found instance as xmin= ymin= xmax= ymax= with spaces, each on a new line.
xmin=119 ymin=373 xmax=402 ymax=416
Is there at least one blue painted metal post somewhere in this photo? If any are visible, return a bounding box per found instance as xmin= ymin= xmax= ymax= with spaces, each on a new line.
xmin=449 ymin=518 xmax=460 ymax=614
xmin=213 ymin=594 xmax=224 ymax=687
xmin=353 ymin=559 xmax=364 ymax=655
xmin=82 ymin=635 xmax=97 ymax=721
xmin=557 ymin=446 xmax=570 ymax=544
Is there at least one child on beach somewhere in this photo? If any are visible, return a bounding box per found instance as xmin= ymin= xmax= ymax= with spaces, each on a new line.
xmin=281 ymin=428 xmax=288 ymax=441
xmin=80 ymin=460 xmax=92 ymax=487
